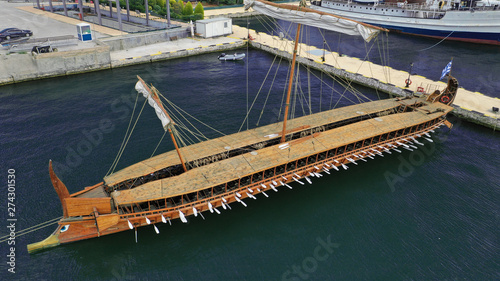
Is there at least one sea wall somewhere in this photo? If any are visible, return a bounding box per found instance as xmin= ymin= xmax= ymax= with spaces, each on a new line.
xmin=100 ymin=29 xmax=190 ymax=52
xmin=0 ymin=45 xmax=111 ymax=84
xmin=452 ymin=106 xmax=500 ymax=130
xmin=111 ymin=41 xmax=246 ymax=68
xmin=0 ymin=30 xmax=190 ymax=85
xmin=250 ymin=40 xmax=500 ymax=130
xmin=0 ymin=33 xmax=245 ymax=85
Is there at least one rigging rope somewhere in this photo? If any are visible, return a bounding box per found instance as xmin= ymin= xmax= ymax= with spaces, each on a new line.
xmin=106 ymin=92 xmax=140 ymax=177
xmin=246 ymin=19 xmax=250 ymax=131
xmin=238 ymin=54 xmax=282 ymax=132
xmin=159 ymin=93 xmax=224 ymax=138
xmin=150 ymin=130 xmax=168 ymax=158
xmin=109 ymin=97 xmax=148 ymax=175
xmin=0 ymin=217 xmax=62 ymax=243
xmin=256 ymin=56 xmax=285 ymax=126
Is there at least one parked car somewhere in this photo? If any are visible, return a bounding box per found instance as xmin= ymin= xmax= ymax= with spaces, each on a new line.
xmin=0 ymin=28 xmax=33 ymax=42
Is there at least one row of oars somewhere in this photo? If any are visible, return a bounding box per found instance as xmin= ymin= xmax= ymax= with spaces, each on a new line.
xmin=127 ymin=125 xmax=441 ymax=242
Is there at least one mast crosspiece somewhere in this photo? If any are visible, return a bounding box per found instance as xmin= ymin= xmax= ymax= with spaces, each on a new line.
xmin=136 ymin=76 xmax=188 ymax=172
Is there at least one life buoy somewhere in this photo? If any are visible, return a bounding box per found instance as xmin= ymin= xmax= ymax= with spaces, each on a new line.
xmin=440 ymin=95 xmax=450 ymax=103
xmin=405 ymin=79 xmax=412 ymax=85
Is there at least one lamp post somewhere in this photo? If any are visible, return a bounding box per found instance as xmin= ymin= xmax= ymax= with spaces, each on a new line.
xmin=405 ymin=62 xmax=413 ymax=88
xmin=166 ymin=0 xmax=171 ymax=28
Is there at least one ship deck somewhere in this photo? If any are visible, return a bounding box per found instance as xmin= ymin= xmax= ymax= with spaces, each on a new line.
xmin=111 ymin=98 xmax=451 ymax=205
xmin=104 ymin=98 xmax=417 ymax=187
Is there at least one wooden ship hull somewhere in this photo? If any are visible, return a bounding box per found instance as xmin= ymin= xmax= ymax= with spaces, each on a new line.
xmin=27 ymin=76 xmax=458 ymax=253
xmin=27 ymin=0 xmax=458 ymax=253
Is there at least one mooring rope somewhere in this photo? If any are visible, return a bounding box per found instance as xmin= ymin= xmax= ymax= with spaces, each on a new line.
xmin=418 ymin=31 xmax=455 ymax=52
xmin=0 ymin=216 xmax=62 ymax=243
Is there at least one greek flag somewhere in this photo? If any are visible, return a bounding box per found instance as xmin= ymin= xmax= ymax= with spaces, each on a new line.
xmin=440 ymin=61 xmax=452 ymax=80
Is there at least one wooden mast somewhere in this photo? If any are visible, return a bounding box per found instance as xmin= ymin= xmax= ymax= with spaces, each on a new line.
xmin=137 ymin=75 xmax=188 ymax=172
xmin=152 ymin=87 xmax=188 ymax=172
xmin=280 ymin=1 xmax=305 ymax=143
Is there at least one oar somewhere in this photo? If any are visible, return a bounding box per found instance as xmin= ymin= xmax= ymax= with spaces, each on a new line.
xmin=292 ymin=176 xmax=304 ymax=185
xmin=246 ymin=192 xmax=257 ymax=200
xmin=346 ymin=157 xmax=358 ymax=165
xmin=280 ymin=180 xmax=292 ymax=189
xmin=304 ymin=176 xmax=312 ymax=184
xmin=179 ymin=210 xmax=187 ymax=223
xmin=235 ymin=196 xmax=247 ymax=207
xmin=223 ymin=202 xmax=232 ymax=210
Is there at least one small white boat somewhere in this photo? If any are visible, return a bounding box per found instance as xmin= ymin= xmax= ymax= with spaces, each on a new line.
xmin=218 ymin=53 xmax=246 ymax=61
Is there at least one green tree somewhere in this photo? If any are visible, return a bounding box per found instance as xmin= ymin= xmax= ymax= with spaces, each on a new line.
xmin=183 ymin=1 xmax=193 ymax=16
xmin=157 ymin=0 xmax=166 ymax=7
xmin=194 ymin=2 xmax=204 ymax=18
xmin=172 ymin=0 xmax=184 ymax=15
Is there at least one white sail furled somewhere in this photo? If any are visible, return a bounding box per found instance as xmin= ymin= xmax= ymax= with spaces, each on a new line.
xmin=135 ymin=79 xmax=171 ymax=130
xmin=244 ymin=0 xmax=385 ymax=42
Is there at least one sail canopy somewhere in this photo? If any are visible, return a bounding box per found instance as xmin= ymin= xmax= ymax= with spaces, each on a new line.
xmin=135 ymin=79 xmax=171 ymax=130
xmin=244 ymin=0 xmax=382 ymax=42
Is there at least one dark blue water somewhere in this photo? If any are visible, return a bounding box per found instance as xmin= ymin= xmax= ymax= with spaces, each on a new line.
xmin=0 ymin=47 xmax=499 ymax=279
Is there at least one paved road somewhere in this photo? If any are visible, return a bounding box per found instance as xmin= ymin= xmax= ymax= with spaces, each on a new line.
xmin=0 ymin=2 xmax=83 ymax=40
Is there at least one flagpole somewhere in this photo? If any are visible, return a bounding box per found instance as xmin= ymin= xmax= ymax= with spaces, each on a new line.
xmin=447 ymin=57 xmax=453 ymax=82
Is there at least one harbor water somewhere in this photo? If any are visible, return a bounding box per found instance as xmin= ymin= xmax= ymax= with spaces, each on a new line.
xmin=0 ymin=32 xmax=499 ymax=280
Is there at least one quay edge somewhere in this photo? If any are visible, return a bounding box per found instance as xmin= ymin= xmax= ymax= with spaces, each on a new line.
xmin=248 ymin=40 xmax=500 ymax=130
xmin=0 ymin=28 xmax=498 ymax=130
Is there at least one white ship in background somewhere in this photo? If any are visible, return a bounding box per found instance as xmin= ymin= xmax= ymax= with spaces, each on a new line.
xmin=310 ymin=0 xmax=500 ymax=45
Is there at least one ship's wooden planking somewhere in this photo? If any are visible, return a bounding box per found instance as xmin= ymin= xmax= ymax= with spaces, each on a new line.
xmin=111 ymin=98 xmax=451 ymax=205
xmin=104 ymin=98 xmax=417 ymax=188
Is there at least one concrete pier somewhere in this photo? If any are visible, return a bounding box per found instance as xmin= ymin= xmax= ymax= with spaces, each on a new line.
xmin=229 ymin=25 xmax=500 ymax=129
xmin=1 ymin=3 xmax=498 ymax=129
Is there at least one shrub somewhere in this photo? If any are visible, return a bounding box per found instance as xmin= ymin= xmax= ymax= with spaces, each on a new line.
xmin=172 ymin=0 xmax=184 ymax=15
xmin=194 ymin=2 xmax=204 ymax=18
xmin=192 ymin=13 xmax=203 ymax=20
xmin=183 ymin=1 xmax=193 ymax=16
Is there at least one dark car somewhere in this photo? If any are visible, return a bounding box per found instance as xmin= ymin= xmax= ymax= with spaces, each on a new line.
xmin=0 ymin=28 xmax=33 ymax=42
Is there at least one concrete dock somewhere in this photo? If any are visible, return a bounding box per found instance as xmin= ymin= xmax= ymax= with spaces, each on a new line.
xmin=0 ymin=2 xmax=498 ymax=129
xmin=231 ymin=25 xmax=500 ymax=129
